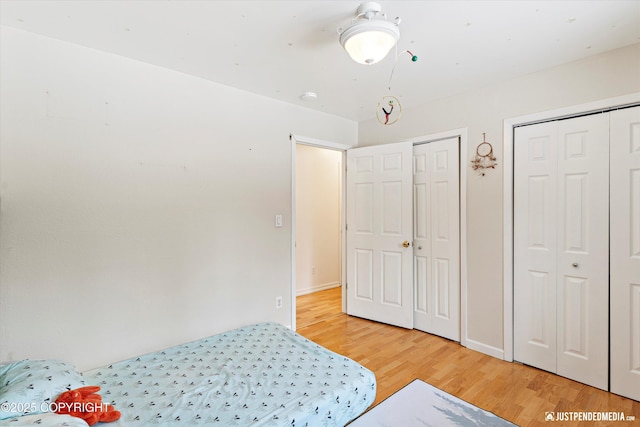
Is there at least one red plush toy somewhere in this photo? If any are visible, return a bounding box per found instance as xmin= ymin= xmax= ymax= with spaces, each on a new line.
xmin=54 ymin=386 xmax=121 ymax=426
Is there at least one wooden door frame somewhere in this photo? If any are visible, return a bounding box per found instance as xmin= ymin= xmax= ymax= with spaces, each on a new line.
xmin=290 ymin=134 xmax=352 ymax=331
xmin=502 ymin=92 xmax=640 ymax=362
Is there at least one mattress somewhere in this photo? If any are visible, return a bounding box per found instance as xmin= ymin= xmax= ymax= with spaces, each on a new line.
xmin=82 ymin=322 xmax=376 ymax=426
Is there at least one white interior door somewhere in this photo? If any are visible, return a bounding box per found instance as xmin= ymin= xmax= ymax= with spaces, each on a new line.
xmin=413 ymin=138 xmax=460 ymax=341
xmin=555 ymin=114 xmax=609 ymax=391
xmin=610 ymin=105 xmax=640 ymax=401
xmin=346 ymin=142 xmax=413 ymax=328
xmin=514 ymin=121 xmax=558 ymax=374
xmin=514 ymin=113 xmax=609 ymax=390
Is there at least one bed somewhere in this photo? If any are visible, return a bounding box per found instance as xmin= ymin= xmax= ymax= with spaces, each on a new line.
xmin=0 ymin=322 xmax=376 ymax=426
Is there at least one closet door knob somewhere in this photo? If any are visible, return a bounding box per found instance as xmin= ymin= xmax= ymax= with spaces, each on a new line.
xmin=572 ymin=263 xmax=579 ymax=268
xmin=402 ymin=241 xmax=411 ymax=248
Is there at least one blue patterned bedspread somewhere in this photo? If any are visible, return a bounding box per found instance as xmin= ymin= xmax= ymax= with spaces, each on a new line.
xmin=82 ymin=322 xmax=376 ymax=426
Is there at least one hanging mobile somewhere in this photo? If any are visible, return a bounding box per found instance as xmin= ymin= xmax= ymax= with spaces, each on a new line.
xmin=376 ymin=50 xmax=418 ymax=126
xmin=471 ymin=133 xmax=498 ymax=176
xmin=376 ymin=96 xmax=401 ymax=125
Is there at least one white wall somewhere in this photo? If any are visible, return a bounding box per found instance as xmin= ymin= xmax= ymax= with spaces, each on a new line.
xmin=359 ymin=42 xmax=640 ymax=357
xmin=0 ymin=27 xmax=357 ymax=371
xmin=295 ymin=145 xmax=342 ymax=296
xmin=3 ymin=26 xmax=638 ymax=372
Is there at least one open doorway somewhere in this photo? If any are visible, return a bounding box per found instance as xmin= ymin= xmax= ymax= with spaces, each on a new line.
xmin=295 ymin=144 xmax=343 ymax=326
xmin=295 ymin=144 xmax=342 ymax=295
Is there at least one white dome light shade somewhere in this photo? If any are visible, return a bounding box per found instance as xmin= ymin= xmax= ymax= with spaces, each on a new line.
xmin=340 ymin=20 xmax=400 ymax=65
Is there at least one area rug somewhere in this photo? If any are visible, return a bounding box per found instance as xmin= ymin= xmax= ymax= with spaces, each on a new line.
xmin=348 ymin=379 xmax=517 ymax=427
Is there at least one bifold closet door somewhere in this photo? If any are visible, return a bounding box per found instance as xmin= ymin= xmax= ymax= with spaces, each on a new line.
xmin=610 ymin=106 xmax=640 ymax=401
xmin=514 ymin=121 xmax=558 ymax=374
xmin=412 ymin=138 xmax=460 ymax=341
xmin=514 ymin=113 xmax=609 ymax=391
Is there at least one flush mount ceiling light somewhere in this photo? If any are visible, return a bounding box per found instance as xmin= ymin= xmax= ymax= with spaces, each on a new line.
xmin=338 ymin=1 xmax=400 ymax=65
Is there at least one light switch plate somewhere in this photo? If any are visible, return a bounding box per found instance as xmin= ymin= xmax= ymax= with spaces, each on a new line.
xmin=275 ymin=214 xmax=283 ymax=227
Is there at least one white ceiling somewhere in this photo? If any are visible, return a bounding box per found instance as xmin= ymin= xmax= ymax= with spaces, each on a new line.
xmin=1 ymin=0 xmax=639 ymax=122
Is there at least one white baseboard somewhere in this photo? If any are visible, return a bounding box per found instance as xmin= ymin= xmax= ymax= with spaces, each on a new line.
xmin=296 ymin=281 xmax=341 ymax=296
xmin=464 ymin=338 xmax=505 ymax=360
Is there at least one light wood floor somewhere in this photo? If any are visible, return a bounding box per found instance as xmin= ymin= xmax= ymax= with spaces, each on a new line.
xmin=296 ymin=287 xmax=640 ymax=427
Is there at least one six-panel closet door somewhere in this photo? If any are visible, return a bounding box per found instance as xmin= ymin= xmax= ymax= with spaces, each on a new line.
xmin=412 ymin=138 xmax=460 ymax=341
xmin=513 ymin=113 xmax=609 ymax=391
xmin=610 ymin=106 xmax=640 ymax=401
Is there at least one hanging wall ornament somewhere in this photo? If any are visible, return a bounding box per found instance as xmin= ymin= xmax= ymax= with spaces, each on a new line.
xmin=376 ymin=50 xmax=418 ymax=126
xmin=471 ymin=133 xmax=498 ymax=176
